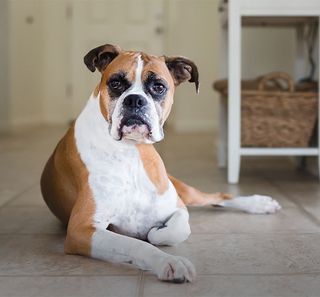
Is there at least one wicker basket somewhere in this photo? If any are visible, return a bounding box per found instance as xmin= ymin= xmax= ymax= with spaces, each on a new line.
xmin=213 ymin=72 xmax=318 ymax=147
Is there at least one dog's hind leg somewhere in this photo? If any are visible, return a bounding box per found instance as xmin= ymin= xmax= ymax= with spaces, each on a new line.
xmin=168 ymin=175 xmax=232 ymax=206
xmin=169 ymin=175 xmax=281 ymax=214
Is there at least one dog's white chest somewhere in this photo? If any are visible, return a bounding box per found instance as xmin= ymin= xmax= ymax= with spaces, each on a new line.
xmin=88 ymin=146 xmax=177 ymax=239
xmin=74 ymin=96 xmax=178 ymax=239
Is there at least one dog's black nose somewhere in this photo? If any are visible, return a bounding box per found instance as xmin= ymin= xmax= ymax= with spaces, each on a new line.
xmin=123 ymin=94 xmax=147 ymax=109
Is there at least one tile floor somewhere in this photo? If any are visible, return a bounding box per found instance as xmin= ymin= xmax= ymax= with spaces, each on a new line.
xmin=0 ymin=125 xmax=320 ymax=297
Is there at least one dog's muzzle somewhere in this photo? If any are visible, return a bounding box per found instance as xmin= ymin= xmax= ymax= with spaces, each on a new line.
xmin=119 ymin=94 xmax=152 ymax=141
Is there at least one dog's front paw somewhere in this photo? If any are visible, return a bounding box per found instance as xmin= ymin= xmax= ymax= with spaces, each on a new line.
xmin=148 ymin=222 xmax=191 ymax=247
xmin=156 ymin=256 xmax=196 ymax=283
xmin=234 ymin=195 xmax=281 ymax=214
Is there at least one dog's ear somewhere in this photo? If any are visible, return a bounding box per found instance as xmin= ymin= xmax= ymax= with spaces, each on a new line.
xmin=164 ymin=56 xmax=199 ymax=93
xmin=84 ymin=44 xmax=121 ymax=72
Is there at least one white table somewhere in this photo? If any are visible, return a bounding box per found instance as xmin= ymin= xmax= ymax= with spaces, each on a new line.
xmin=218 ymin=0 xmax=320 ymax=184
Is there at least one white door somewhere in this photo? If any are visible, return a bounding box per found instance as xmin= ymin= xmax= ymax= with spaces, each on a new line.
xmin=71 ymin=0 xmax=165 ymax=118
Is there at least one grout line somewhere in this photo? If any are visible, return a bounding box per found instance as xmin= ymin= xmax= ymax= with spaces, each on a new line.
xmin=0 ymin=182 xmax=39 ymax=210
xmin=1 ymin=231 xmax=320 ymax=236
xmin=0 ymin=274 xmax=140 ymax=278
xmin=189 ymin=231 xmax=320 ymax=235
xmin=0 ymin=233 xmax=65 ymax=236
xmin=2 ymin=205 xmax=48 ymax=208
xmin=0 ymin=272 xmax=319 ymax=278
xmin=290 ymin=205 xmax=320 ymax=227
xmin=0 ymin=234 xmax=65 ymax=238
xmin=265 ymin=179 xmax=320 ymax=227
xmin=136 ymin=271 xmax=145 ymax=297
xmin=198 ymin=272 xmax=320 ymax=276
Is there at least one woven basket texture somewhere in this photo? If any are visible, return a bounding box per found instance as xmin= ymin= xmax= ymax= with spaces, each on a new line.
xmin=213 ymin=72 xmax=318 ymax=147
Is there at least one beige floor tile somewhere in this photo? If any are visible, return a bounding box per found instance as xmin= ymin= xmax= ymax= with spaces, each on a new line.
xmin=0 ymin=125 xmax=66 ymax=205
xmin=272 ymin=184 xmax=320 ymax=217
xmin=142 ymin=275 xmax=320 ymax=297
xmin=7 ymin=184 xmax=46 ymax=207
xmin=189 ymin=206 xmax=320 ymax=234
xmin=0 ymin=207 xmax=63 ymax=234
xmin=0 ymin=189 xmax=17 ymax=208
xmin=0 ymin=275 xmax=139 ymax=297
xmin=303 ymin=207 xmax=320 ymax=221
xmin=0 ymin=180 xmax=37 ymax=208
xmin=158 ymin=233 xmax=320 ymax=275
xmin=0 ymin=235 xmax=138 ymax=276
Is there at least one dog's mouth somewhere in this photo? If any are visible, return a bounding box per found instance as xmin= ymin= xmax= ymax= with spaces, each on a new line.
xmin=119 ymin=116 xmax=152 ymax=142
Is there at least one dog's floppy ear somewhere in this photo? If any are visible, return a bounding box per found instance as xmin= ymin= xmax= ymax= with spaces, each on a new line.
xmin=164 ymin=56 xmax=199 ymax=93
xmin=84 ymin=44 xmax=121 ymax=72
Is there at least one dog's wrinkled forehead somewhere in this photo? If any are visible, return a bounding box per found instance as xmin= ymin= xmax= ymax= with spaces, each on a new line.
xmin=84 ymin=44 xmax=199 ymax=94
xmin=102 ymin=51 xmax=175 ymax=89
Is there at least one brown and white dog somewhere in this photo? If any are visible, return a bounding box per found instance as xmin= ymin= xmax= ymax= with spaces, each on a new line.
xmin=41 ymin=44 xmax=280 ymax=283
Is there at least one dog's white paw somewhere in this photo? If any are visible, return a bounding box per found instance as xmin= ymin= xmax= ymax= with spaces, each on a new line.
xmin=233 ymin=195 xmax=281 ymax=214
xmin=147 ymin=213 xmax=191 ymax=246
xmin=156 ymin=256 xmax=196 ymax=283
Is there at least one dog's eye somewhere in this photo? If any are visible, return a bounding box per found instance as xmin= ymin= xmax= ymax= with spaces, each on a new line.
xmin=109 ymin=80 xmax=122 ymax=90
xmin=151 ymin=83 xmax=166 ymax=95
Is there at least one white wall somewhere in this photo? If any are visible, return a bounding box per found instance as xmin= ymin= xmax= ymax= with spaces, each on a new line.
xmin=42 ymin=0 xmax=72 ymax=124
xmin=1 ymin=0 xmax=72 ymax=129
xmin=8 ymin=0 xmax=45 ymax=127
xmin=166 ymin=0 xmax=220 ymax=132
xmin=242 ymin=27 xmax=295 ymax=79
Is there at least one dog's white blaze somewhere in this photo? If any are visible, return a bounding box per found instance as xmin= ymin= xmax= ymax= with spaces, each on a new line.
xmin=75 ymin=92 xmax=179 ymax=241
xmin=133 ymin=54 xmax=143 ymax=91
xmin=110 ymin=55 xmax=163 ymax=142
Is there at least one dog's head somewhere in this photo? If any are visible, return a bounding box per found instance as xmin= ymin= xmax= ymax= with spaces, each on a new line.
xmin=84 ymin=44 xmax=199 ymax=144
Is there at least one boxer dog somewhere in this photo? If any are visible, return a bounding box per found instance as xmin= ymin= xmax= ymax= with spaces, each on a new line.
xmin=41 ymin=44 xmax=280 ymax=283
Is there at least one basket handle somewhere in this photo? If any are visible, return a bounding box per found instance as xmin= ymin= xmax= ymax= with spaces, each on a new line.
xmin=258 ymin=72 xmax=294 ymax=92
